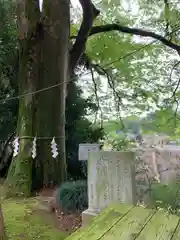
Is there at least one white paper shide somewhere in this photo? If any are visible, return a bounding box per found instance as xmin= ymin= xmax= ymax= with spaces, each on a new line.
xmin=51 ymin=137 xmax=58 ymax=158
xmin=13 ymin=137 xmax=19 ymax=157
xmin=32 ymin=137 xmax=37 ymax=159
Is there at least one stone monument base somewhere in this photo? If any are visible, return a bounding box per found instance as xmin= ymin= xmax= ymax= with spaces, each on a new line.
xmin=81 ymin=208 xmax=100 ymax=226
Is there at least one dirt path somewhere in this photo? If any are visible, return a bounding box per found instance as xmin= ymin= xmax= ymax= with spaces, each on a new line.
xmin=34 ymin=188 xmax=82 ymax=234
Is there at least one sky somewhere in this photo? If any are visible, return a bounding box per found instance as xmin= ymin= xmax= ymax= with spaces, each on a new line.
xmin=71 ymin=0 xmax=80 ymax=7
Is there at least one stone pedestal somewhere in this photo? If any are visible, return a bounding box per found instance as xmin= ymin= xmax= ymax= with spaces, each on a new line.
xmin=81 ymin=209 xmax=98 ymax=227
xmin=82 ymin=151 xmax=136 ymax=226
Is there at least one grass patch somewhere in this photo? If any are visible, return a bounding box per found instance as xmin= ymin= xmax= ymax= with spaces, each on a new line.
xmin=2 ymin=198 xmax=68 ymax=240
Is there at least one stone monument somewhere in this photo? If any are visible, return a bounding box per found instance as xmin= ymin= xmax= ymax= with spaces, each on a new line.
xmin=78 ymin=143 xmax=100 ymax=161
xmin=82 ymin=151 xmax=136 ymax=225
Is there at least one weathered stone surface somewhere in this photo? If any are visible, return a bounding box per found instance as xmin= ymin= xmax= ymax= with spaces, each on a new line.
xmin=82 ymin=151 xmax=136 ymax=225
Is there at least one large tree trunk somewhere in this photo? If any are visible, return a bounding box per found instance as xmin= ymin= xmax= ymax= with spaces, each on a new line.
xmin=5 ymin=0 xmax=41 ymax=197
xmin=34 ymin=0 xmax=69 ymax=189
xmin=5 ymin=0 xmax=70 ymax=195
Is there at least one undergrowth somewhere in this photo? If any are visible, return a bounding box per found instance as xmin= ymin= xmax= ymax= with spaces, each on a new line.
xmin=56 ymin=180 xmax=88 ymax=214
xmin=2 ymin=198 xmax=67 ymax=240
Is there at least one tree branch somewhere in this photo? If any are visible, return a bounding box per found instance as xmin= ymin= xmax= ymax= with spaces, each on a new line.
xmin=164 ymin=0 xmax=170 ymax=34
xmin=69 ymin=0 xmax=100 ymax=73
xmin=89 ymin=24 xmax=180 ymax=54
xmin=90 ymin=63 xmax=126 ymax=132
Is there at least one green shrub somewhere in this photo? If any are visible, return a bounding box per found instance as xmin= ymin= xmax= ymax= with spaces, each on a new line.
xmin=56 ymin=180 xmax=88 ymax=214
xmin=150 ymin=182 xmax=180 ymax=214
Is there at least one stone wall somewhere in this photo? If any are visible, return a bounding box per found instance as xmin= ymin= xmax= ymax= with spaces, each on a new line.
xmin=135 ymin=135 xmax=180 ymax=203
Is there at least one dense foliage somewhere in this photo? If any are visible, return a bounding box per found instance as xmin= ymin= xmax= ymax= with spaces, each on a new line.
xmin=66 ymin=80 xmax=104 ymax=180
xmin=150 ymin=183 xmax=180 ymax=215
xmin=71 ymin=0 xmax=180 ymax=122
xmin=55 ymin=180 xmax=88 ymax=214
xmin=0 ymin=0 xmax=18 ymax=139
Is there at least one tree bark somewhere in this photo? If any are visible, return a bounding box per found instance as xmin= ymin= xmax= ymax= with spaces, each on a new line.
xmin=5 ymin=0 xmax=70 ymax=195
xmin=5 ymin=0 xmax=41 ymax=197
xmin=34 ymin=0 xmax=70 ymax=188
